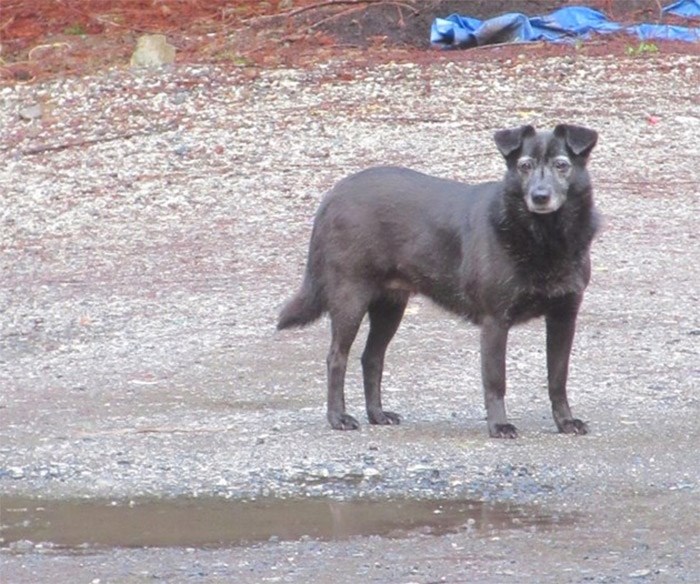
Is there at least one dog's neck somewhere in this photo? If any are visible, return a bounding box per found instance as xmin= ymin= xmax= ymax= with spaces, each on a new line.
xmin=491 ymin=185 xmax=598 ymax=291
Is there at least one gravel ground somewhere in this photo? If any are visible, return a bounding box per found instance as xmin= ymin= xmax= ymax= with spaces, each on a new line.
xmin=1 ymin=51 xmax=699 ymax=582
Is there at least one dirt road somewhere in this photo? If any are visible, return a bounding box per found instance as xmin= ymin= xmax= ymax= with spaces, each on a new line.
xmin=1 ymin=44 xmax=699 ymax=582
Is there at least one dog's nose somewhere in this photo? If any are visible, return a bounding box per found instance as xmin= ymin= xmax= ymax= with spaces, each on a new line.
xmin=530 ymin=188 xmax=551 ymax=206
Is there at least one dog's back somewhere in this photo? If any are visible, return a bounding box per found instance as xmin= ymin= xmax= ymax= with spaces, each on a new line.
xmin=278 ymin=167 xmax=501 ymax=328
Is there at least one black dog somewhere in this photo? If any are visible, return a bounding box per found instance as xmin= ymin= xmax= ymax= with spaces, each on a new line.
xmin=278 ymin=124 xmax=598 ymax=438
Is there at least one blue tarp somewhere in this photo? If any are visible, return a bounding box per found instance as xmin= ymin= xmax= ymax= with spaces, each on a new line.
xmin=431 ymin=2 xmax=700 ymax=48
xmin=663 ymin=0 xmax=700 ymax=17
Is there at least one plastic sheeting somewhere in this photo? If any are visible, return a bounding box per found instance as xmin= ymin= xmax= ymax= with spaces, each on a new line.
xmin=663 ymin=0 xmax=700 ymax=17
xmin=431 ymin=2 xmax=700 ymax=48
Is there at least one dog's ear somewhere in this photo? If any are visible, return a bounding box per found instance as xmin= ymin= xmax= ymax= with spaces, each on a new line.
xmin=494 ymin=125 xmax=535 ymax=158
xmin=554 ymin=124 xmax=598 ymax=157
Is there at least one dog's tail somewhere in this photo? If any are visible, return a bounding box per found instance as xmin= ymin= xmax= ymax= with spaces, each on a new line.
xmin=277 ymin=276 xmax=325 ymax=330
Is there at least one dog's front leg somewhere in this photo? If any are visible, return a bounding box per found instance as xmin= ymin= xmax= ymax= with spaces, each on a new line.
xmin=480 ymin=317 xmax=517 ymax=438
xmin=546 ymin=301 xmax=588 ymax=435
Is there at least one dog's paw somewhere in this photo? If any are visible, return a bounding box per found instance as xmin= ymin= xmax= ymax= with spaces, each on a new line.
xmin=329 ymin=413 xmax=360 ymax=431
xmin=489 ymin=423 xmax=518 ymax=439
xmin=559 ymin=418 xmax=588 ymax=435
xmin=368 ymin=410 xmax=401 ymax=426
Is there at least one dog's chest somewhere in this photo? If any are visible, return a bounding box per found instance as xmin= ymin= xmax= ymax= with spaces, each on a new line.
xmin=502 ymin=268 xmax=587 ymax=323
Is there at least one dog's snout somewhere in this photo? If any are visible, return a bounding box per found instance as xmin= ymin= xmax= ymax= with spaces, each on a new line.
xmin=530 ymin=188 xmax=551 ymax=205
xmin=526 ymin=184 xmax=561 ymax=214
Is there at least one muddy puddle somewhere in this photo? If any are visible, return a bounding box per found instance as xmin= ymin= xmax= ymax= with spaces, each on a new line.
xmin=0 ymin=496 xmax=575 ymax=550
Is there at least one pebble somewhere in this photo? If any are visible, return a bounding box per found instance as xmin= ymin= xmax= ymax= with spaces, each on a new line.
xmin=406 ymin=464 xmax=434 ymax=473
xmin=19 ymin=103 xmax=42 ymax=121
xmin=8 ymin=466 xmax=25 ymax=479
xmin=170 ymin=91 xmax=188 ymax=105
xmin=173 ymin=144 xmax=190 ymax=157
xmin=130 ymin=34 xmax=176 ymax=68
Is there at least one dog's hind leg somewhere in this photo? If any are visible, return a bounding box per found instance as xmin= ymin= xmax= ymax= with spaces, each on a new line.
xmin=546 ymin=301 xmax=588 ymax=435
xmin=361 ymin=294 xmax=409 ymax=425
xmin=480 ymin=317 xmax=518 ymax=438
xmin=326 ymin=288 xmax=371 ymax=430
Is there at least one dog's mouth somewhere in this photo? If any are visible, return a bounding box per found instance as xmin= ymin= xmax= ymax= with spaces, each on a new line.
xmin=526 ymin=194 xmax=563 ymax=214
xmin=526 ymin=200 xmax=560 ymax=214
xmin=528 ymin=203 xmax=558 ymax=214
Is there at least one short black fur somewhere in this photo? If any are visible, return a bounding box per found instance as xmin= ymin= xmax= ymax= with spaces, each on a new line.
xmin=278 ymin=124 xmax=599 ymax=437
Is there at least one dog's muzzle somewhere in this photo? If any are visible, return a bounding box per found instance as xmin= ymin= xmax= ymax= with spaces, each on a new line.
xmin=526 ymin=187 xmax=562 ymax=214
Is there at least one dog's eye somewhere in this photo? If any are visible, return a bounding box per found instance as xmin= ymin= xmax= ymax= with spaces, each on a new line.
xmin=554 ymin=159 xmax=571 ymax=172
xmin=517 ymin=159 xmax=534 ymax=173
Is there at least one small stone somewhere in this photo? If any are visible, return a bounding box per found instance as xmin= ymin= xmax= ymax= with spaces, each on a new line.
xmin=170 ymin=92 xmax=188 ymax=105
xmin=8 ymin=466 xmax=25 ymax=479
xmin=130 ymin=34 xmax=176 ymax=68
xmin=363 ymin=467 xmax=380 ymax=478
xmin=406 ymin=464 xmax=432 ymax=473
xmin=629 ymin=569 xmax=651 ymax=578
xmin=19 ymin=103 xmax=42 ymax=121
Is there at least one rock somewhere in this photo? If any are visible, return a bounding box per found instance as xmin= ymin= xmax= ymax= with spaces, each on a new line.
xmin=130 ymin=34 xmax=176 ymax=68
xmin=19 ymin=103 xmax=42 ymax=121
xmin=406 ymin=464 xmax=433 ymax=474
xmin=173 ymin=144 xmax=190 ymax=157
xmin=8 ymin=466 xmax=25 ymax=479
xmin=363 ymin=467 xmax=380 ymax=479
xmin=170 ymin=91 xmax=188 ymax=105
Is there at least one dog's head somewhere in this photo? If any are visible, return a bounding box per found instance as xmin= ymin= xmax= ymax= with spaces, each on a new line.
xmin=494 ymin=124 xmax=597 ymax=214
